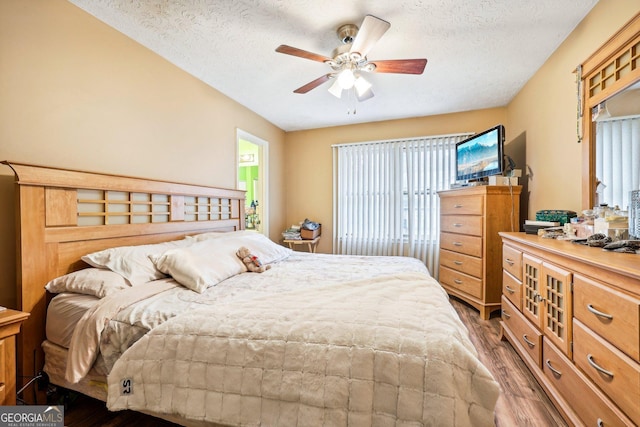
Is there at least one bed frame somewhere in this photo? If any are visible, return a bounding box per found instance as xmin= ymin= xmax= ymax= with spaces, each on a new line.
xmin=3 ymin=161 xmax=245 ymax=403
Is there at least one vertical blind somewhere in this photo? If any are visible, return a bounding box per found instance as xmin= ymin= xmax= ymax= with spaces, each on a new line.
xmin=332 ymin=133 xmax=471 ymax=275
xmin=596 ymin=116 xmax=640 ymax=210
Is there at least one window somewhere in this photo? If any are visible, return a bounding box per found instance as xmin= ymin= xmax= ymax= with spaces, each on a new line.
xmin=333 ymin=133 xmax=471 ymax=274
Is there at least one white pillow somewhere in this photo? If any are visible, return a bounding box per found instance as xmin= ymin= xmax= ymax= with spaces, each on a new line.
xmin=189 ymin=229 xmax=257 ymax=242
xmin=151 ymin=239 xmax=247 ymax=293
xmin=192 ymin=231 xmax=292 ymax=264
xmin=45 ymin=268 xmax=131 ymax=298
xmin=81 ymin=238 xmax=192 ymax=285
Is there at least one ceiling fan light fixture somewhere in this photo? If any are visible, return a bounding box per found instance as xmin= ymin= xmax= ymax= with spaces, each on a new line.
xmin=337 ymin=68 xmax=356 ymax=89
xmin=328 ymin=78 xmax=344 ymax=98
xmin=355 ymin=87 xmax=374 ymax=102
xmin=354 ymin=75 xmax=372 ymax=96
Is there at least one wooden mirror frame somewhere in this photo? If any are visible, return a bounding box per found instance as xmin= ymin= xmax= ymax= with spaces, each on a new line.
xmin=580 ymin=12 xmax=640 ymax=210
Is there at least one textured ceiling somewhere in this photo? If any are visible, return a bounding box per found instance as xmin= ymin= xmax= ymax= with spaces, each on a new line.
xmin=68 ymin=0 xmax=599 ymax=132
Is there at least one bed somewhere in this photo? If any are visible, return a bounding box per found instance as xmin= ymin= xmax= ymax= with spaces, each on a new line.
xmin=5 ymin=161 xmax=500 ymax=426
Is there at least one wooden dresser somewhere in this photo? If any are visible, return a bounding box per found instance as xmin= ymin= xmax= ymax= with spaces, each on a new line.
xmin=499 ymin=232 xmax=639 ymax=426
xmin=438 ymin=185 xmax=521 ymax=319
xmin=0 ymin=309 xmax=29 ymax=405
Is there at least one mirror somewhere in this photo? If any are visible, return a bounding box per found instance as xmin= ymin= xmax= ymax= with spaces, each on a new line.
xmin=591 ymin=80 xmax=640 ymax=211
xmin=580 ymin=12 xmax=640 ymax=211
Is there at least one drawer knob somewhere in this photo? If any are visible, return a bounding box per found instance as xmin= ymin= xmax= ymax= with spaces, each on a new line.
xmin=545 ymin=359 xmax=562 ymax=377
xmin=505 ymin=285 xmax=516 ymax=294
xmin=522 ymin=334 xmax=536 ymax=348
xmin=454 ymin=204 xmax=463 ymax=208
xmin=502 ymin=310 xmax=511 ymax=319
xmin=505 ymin=258 xmax=515 ymax=266
xmin=454 ymin=279 xmax=463 ymax=285
xmin=587 ymin=354 xmax=614 ymax=378
xmin=586 ymin=304 xmax=613 ymax=320
xmin=453 ymin=260 xmax=463 ymax=266
xmin=453 ymin=242 xmax=463 ymax=247
xmin=453 ymin=223 xmax=463 ymax=227
xmin=597 ymin=419 xmax=604 ymax=427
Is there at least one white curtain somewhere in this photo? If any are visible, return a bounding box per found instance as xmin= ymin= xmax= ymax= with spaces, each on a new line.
xmin=332 ymin=133 xmax=471 ymax=275
xmin=596 ymin=116 xmax=640 ymax=210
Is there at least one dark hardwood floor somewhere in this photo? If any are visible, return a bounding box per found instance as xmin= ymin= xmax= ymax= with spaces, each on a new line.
xmin=57 ymin=297 xmax=566 ymax=426
xmin=449 ymin=297 xmax=567 ymax=427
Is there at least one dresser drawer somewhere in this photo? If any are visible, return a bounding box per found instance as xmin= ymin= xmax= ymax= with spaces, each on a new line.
xmin=0 ymin=339 xmax=5 ymax=404
xmin=574 ymin=274 xmax=639 ymax=361
xmin=439 ymin=249 xmax=482 ymax=278
xmin=543 ymin=339 xmax=635 ymax=427
xmin=502 ymin=244 xmax=522 ymax=280
xmin=440 ymin=266 xmax=482 ymax=299
xmin=440 ymin=194 xmax=483 ymax=215
xmin=440 ymin=232 xmax=482 ymax=257
xmin=573 ymin=320 xmax=640 ymax=425
xmin=502 ymin=270 xmax=522 ymax=311
xmin=440 ymin=215 xmax=483 ymax=236
xmin=501 ymin=296 xmax=542 ymax=367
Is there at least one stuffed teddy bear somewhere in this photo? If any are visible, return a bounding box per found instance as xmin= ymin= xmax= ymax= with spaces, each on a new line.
xmin=236 ymin=246 xmax=271 ymax=273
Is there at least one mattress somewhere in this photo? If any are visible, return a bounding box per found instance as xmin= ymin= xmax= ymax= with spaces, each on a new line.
xmin=42 ymin=340 xmax=108 ymax=402
xmin=46 ymin=293 xmax=99 ymax=348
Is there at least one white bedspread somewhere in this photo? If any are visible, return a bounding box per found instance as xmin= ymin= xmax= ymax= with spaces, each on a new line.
xmin=98 ymin=253 xmax=433 ymax=374
xmin=107 ymin=271 xmax=500 ymax=426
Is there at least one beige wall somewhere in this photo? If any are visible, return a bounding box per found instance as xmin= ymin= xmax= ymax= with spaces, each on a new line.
xmin=0 ymin=0 xmax=286 ymax=308
xmin=284 ymin=108 xmax=508 ymax=254
xmin=508 ymin=0 xmax=639 ymax=215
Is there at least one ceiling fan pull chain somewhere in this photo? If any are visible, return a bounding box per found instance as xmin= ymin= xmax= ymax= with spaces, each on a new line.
xmin=347 ymin=88 xmax=357 ymax=115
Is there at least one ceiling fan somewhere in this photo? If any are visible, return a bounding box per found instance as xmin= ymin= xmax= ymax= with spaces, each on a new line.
xmin=275 ymin=15 xmax=428 ymax=102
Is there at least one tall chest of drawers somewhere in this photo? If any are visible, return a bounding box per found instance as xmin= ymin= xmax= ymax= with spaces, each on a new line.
xmin=437 ymin=185 xmax=521 ymax=319
xmin=499 ymin=232 xmax=640 ymax=426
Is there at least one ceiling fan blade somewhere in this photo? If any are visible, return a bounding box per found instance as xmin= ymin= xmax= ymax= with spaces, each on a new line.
xmin=293 ymin=74 xmax=333 ymax=94
xmin=350 ymin=15 xmax=390 ymax=57
xmin=275 ymin=45 xmax=331 ymax=63
xmin=370 ymin=59 xmax=428 ymax=74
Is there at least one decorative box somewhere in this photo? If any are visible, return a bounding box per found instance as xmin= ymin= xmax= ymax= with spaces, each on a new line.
xmin=301 ymin=225 xmax=321 ymax=240
xmin=535 ymin=210 xmax=577 ymax=225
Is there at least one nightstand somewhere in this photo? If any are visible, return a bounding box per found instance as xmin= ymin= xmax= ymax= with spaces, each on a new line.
xmin=283 ymin=236 xmax=321 ymax=253
xmin=0 ymin=309 xmax=30 ymax=405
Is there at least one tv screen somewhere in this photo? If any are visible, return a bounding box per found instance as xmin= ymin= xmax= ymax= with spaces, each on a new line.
xmin=455 ymin=125 xmax=505 ymax=182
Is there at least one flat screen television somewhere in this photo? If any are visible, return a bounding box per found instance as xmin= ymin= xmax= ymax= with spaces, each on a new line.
xmin=455 ymin=124 xmax=505 ymax=183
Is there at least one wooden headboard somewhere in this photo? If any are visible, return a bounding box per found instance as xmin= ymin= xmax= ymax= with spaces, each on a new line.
xmin=2 ymin=161 xmax=245 ymax=397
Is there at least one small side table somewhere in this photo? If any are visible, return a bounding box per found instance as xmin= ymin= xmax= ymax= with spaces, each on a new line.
xmin=283 ymin=236 xmax=321 ymax=253
xmin=0 ymin=309 xmax=30 ymax=405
